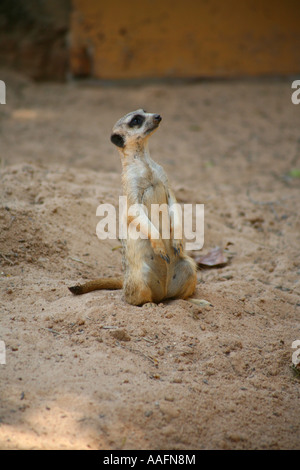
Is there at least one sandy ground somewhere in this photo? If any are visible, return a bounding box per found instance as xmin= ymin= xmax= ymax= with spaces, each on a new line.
xmin=0 ymin=69 xmax=300 ymax=450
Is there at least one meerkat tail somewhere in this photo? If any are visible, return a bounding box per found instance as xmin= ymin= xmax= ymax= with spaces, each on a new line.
xmin=68 ymin=277 xmax=123 ymax=295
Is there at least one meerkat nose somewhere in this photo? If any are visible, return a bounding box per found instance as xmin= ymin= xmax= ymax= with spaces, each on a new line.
xmin=154 ymin=114 xmax=162 ymax=122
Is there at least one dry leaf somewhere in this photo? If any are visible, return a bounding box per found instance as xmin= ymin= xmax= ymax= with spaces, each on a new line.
xmin=192 ymin=246 xmax=228 ymax=268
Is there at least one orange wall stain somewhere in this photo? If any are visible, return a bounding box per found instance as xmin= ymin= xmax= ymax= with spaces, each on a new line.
xmin=70 ymin=0 xmax=300 ymax=79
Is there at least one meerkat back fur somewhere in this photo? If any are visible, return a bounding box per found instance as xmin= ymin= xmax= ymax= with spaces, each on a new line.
xmin=69 ymin=110 xmax=197 ymax=305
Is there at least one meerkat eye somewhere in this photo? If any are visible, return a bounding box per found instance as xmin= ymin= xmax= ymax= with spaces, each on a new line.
xmin=129 ymin=114 xmax=145 ymax=128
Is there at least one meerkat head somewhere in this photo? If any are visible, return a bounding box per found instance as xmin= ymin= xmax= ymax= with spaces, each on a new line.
xmin=110 ymin=109 xmax=162 ymax=150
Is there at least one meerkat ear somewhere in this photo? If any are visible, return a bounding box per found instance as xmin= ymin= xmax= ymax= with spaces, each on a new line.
xmin=110 ymin=133 xmax=125 ymax=148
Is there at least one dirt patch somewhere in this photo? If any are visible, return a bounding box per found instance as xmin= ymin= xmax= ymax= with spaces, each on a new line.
xmin=0 ymin=70 xmax=299 ymax=449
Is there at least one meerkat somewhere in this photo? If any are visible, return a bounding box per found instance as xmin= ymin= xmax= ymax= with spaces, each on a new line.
xmin=69 ymin=109 xmax=197 ymax=305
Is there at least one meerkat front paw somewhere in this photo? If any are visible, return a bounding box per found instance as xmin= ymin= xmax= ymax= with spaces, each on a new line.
xmin=151 ymin=238 xmax=170 ymax=264
xmin=172 ymin=239 xmax=184 ymax=257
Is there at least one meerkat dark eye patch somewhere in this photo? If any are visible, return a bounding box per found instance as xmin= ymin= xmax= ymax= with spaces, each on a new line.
xmin=128 ymin=114 xmax=145 ymax=128
xmin=110 ymin=133 xmax=125 ymax=148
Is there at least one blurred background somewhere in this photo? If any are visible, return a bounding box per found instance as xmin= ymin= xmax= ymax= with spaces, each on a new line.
xmin=0 ymin=0 xmax=299 ymax=82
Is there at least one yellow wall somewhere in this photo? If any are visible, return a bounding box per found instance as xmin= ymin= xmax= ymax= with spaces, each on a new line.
xmin=70 ymin=0 xmax=300 ymax=79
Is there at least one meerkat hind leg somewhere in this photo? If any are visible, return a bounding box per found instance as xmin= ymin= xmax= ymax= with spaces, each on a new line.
xmin=123 ymin=259 xmax=167 ymax=306
xmin=167 ymin=257 xmax=197 ymax=300
xmin=124 ymin=278 xmax=153 ymax=306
